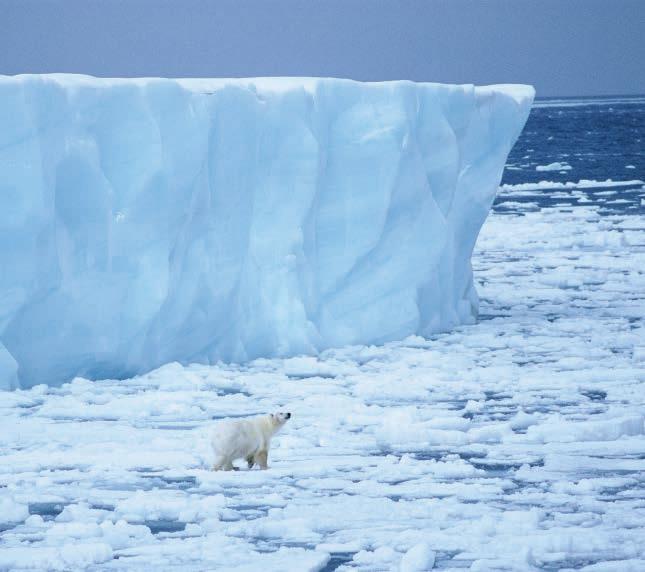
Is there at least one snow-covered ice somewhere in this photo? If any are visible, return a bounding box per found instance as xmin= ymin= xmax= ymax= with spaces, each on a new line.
xmin=1 ymin=194 xmax=644 ymax=570
xmin=499 ymin=179 xmax=644 ymax=193
xmin=535 ymin=162 xmax=572 ymax=172
xmin=532 ymin=96 xmax=645 ymax=108
xmin=0 ymin=74 xmax=533 ymax=390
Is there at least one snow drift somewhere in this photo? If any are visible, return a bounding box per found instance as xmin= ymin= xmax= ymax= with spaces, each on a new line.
xmin=0 ymin=74 xmax=533 ymax=389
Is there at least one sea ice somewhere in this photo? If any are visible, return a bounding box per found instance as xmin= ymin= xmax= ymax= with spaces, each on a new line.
xmin=499 ymin=179 xmax=644 ymax=193
xmin=0 ymin=496 xmax=29 ymax=526
xmin=399 ymin=543 xmax=436 ymax=571
xmin=0 ymin=74 xmax=533 ymax=389
xmin=1 ymin=196 xmax=643 ymax=571
xmin=536 ymin=161 xmax=572 ymax=171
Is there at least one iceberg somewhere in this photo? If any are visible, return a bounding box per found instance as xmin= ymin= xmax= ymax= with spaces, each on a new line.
xmin=0 ymin=74 xmax=533 ymax=389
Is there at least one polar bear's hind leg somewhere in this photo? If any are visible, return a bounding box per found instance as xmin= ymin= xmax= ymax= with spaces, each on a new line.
xmin=255 ymin=450 xmax=268 ymax=470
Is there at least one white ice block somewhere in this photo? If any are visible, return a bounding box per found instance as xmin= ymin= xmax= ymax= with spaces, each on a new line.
xmin=0 ymin=74 xmax=533 ymax=388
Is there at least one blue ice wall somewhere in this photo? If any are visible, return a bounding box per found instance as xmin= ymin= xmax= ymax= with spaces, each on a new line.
xmin=0 ymin=75 xmax=533 ymax=388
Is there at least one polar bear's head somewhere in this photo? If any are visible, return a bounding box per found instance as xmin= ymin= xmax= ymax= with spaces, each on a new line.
xmin=270 ymin=411 xmax=291 ymax=428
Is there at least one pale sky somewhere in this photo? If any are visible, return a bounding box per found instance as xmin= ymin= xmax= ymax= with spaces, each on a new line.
xmin=1 ymin=0 xmax=643 ymax=97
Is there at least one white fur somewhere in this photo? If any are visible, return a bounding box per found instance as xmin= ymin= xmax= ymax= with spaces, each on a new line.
xmin=211 ymin=412 xmax=290 ymax=471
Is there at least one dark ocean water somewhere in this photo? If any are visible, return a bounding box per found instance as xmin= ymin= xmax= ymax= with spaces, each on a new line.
xmin=495 ymin=95 xmax=645 ymax=215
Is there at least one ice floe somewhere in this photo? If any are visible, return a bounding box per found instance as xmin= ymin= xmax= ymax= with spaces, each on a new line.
xmin=1 ymin=196 xmax=643 ymax=570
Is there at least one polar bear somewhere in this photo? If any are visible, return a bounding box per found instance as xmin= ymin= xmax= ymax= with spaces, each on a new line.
xmin=211 ymin=412 xmax=291 ymax=471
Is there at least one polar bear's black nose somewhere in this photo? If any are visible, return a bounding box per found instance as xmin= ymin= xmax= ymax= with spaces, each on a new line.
xmin=286 ymin=412 xmax=291 ymax=419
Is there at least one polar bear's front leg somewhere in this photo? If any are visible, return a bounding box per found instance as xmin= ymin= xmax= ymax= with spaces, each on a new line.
xmin=255 ymin=450 xmax=268 ymax=470
xmin=213 ymin=456 xmax=235 ymax=471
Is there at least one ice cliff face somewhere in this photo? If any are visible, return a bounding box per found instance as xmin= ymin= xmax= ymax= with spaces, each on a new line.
xmin=0 ymin=75 xmax=533 ymax=389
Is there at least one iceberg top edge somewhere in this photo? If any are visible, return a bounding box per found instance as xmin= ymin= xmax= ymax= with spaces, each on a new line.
xmin=0 ymin=73 xmax=535 ymax=102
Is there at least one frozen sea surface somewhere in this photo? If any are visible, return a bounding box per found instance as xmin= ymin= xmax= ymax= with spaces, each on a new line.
xmin=1 ymin=97 xmax=644 ymax=570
